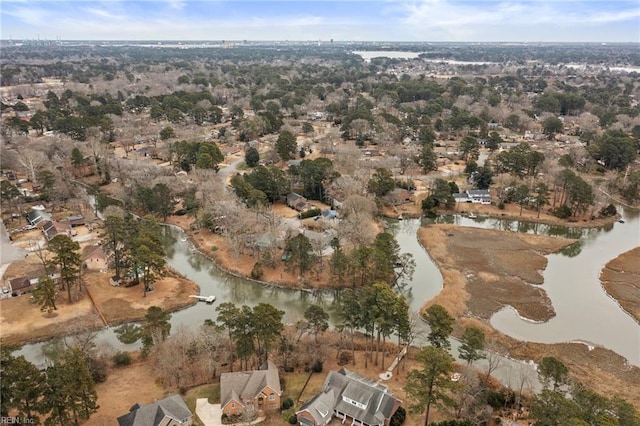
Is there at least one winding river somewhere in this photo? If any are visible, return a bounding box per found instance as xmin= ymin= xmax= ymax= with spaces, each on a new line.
xmin=14 ymin=205 xmax=640 ymax=385
xmin=433 ymin=207 xmax=640 ymax=366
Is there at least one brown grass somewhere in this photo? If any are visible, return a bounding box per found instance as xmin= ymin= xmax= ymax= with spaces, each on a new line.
xmin=417 ymin=224 xmax=640 ymax=409
xmin=91 ymin=354 xmax=167 ymax=425
xmin=418 ymin=225 xmax=572 ymax=321
xmin=600 ymin=247 xmax=640 ymax=322
xmin=0 ymin=271 xmax=198 ymax=346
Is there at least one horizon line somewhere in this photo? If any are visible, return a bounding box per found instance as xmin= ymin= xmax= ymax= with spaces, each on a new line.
xmin=2 ymin=39 xmax=639 ymax=43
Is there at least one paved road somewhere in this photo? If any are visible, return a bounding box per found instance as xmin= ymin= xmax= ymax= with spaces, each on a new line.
xmin=217 ymin=157 xmax=245 ymax=184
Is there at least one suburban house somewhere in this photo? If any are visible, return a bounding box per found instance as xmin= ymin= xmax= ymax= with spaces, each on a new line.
xmin=39 ymin=220 xmax=72 ymax=241
xmin=8 ymin=276 xmax=32 ymax=296
xmin=467 ymin=189 xmax=491 ymax=204
xmin=26 ymin=206 xmax=51 ymax=226
xmin=453 ymin=189 xmax=491 ymax=204
xmin=320 ymin=209 xmax=338 ymax=220
xmin=117 ymin=394 xmax=193 ymax=426
xmin=296 ymin=368 xmax=402 ymax=426
xmin=220 ymin=360 xmax=282 ymax=418
xmin=329 ymin=197 xmax=344 ymax=210
xmin=84 ymin=245 xmax=112 ymax=271
xmin=309 ymin=111 xmax=324 ymax=120
xmin=63 ymin=214 xmax=85 ymax=227
xmin=388 ymin=188 xmax=412 ymax=205
xmin=287 ymin=192 xmax=310 ymax=212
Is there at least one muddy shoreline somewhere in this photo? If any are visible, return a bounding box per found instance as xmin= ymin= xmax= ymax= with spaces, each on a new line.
xmin=0 ymin=269 xmax=199 ymax=347
xmin=599 ymin=247 xmax=640 ymax=323
xmin=418 ymin=224 xmax=640 ymax=407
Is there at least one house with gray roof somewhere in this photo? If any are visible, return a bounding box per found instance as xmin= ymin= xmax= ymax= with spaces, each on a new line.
xmin=220 ymin=360 xmax=282 ymax=418
xmin=453 ymin=189 xmax=491 ymax=204
xmin=466 ymin=189 xmax=491 ymax=204
xmin=26 ymin=207 xmax=51 ymax=226
xmin=116 ymin=394 xmax=193 ymax=426
xmin=296 ymin=368 xmax=402 ymax=426
xmin=286 ymin=192 xmax=311 ymax=212
xmin=39 ymin=220 xmax=71 ymax=241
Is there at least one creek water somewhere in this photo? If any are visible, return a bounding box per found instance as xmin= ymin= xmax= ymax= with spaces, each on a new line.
xmin=431 ymin=208 xmax=640 ymax=366
xmin=14 ymin=206 xmax=639 ymax=386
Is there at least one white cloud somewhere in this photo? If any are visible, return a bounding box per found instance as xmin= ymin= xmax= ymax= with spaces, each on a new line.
xmin=166 ymin=0 xmax=186 ymax=10
xmin=2 ymin=6 xmax=50 ymax=27
xmin=84 ymin=7 xmax=125 ymax=19
xmin=394 ymin=0 xmax=640 ymax=40
xmin=1 ymin=0 xmax=638 ymax=41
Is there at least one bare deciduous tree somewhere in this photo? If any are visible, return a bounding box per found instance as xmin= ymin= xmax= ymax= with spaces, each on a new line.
xmin=484 ymin=339 xmax=505 ymax=382
xmin=14 ymin=148 xmax=46 ymax=183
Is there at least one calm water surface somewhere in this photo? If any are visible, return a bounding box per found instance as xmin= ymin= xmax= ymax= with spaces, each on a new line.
xmin=15 ymin=207 xmax=639 ymax=372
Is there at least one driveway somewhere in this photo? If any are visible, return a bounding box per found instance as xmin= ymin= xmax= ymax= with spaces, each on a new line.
xmin=195 ymin=400 xmax=222 ymax=426
xmin=195 ymin=400 xmax=267 ymax=426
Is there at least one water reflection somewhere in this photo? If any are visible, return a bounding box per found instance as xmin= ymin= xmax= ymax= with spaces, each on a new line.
xmin=559 ymin=241 xmax=583 ymax=257
xmin=489 ymin=208 xmax=640 ymax=367
xmin=15 ymin=208 xmax=640 ymax=369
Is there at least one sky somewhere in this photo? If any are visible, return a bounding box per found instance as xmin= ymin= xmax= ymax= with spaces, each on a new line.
xmin=1 ymin=0 xmax=639 ymax=42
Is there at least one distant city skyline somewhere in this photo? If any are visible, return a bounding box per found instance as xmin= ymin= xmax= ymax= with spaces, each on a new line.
xmin=1 ymin=0 xmax=639 ymax=43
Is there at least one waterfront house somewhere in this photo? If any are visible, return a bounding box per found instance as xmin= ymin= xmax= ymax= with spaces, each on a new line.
xmin=453 ymin=189 xmax=491 ymax=204
xmin=296 ymin=368 xmax=402 ymax=426
xmin=220 ymin=360 xmax=282 ymax=418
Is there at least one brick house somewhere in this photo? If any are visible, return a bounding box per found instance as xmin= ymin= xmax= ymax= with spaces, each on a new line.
xmin=220 ymin=361 xmax=282 ymax=418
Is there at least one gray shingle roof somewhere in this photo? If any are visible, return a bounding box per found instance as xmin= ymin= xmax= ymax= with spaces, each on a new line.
xmin=467 ymin=189 xmax=490 ymax=198
xmin=297 ymin=388 xmax=335 ymax=424
xmin=26 ymin=209 xmax=50 ymax=225
xmin=220 ymin=360 xmax=281 ymax=409
xmin=297 ymin=368 xmax=401 ymax=426
xmin=116 ymin=394 xmax=192 ymax=426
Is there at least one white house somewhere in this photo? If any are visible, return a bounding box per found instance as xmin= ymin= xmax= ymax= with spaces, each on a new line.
xmin=454 ymin=190 xmax=491 ymax=204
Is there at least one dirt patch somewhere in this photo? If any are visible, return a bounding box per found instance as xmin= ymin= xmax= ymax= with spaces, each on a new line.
xmin=0 ymin=271 xmax=198 ymax=346
xmin=270 ymin=203 xmax=299 ymax=218
xmin=418 ymin=224 xmax=640 ymax=408
xmin=84 ymin=271 xmax=199 ymax=325
xmin=600 ymin=247 xmax=640 ymax=322
xmin=91 ymin=355 xmax=167 ymax=424
xmin=381 ymin=200 xmax=423 ymax=219
xmin=0 ymin=289 xmax=103 ymax=346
